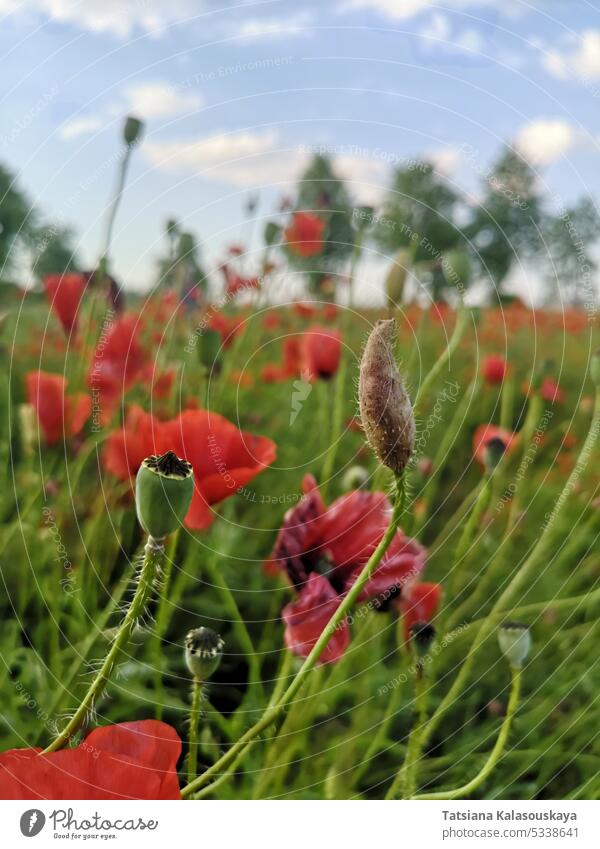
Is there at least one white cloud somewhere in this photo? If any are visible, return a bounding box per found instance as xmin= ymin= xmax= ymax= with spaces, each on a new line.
xmin=335 ymin=156 xmax=388 ymax=204
xmin=123 ymin=82 xmax=202 ymax=119
xmin=234 ymin=12 xmax=314 ymax=41
xmin=59 ymin=115 xmax=105 ymax=140
xmin=0 ymin=0 xmax=199 ymax=38
xmin=58 ymin=81 xmax=202 ymax=143
xmin=426 ymin=146 xmax=462 ymax=175
xmin=515 ymin=119 xmax=577 ymax=166
xmin=543 ymin=30 xmax=600 ymax=81
xmin=340 ymin=0 xmax=518 ymax=21
xmin=144 ymin=131 xmax=395 ymax=199
xmin=144 ymin=130 xmax=304 ymax=186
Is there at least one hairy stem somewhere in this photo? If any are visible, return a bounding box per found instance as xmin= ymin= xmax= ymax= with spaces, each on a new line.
xmin=43 ymin=535 xmax=165 ymax=753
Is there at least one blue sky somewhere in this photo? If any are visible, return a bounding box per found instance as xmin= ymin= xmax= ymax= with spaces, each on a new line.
xmin=2 ymin=0 xmax=600 ymax=300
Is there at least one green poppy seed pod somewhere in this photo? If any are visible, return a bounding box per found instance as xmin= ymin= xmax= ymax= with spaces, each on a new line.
xmin=123 ymin=115 xmax=144 ymax=147
xmin=590 ymin=349 xmax=600 ymax=387
xmin=135 ymin=451 xmax=194 ymax=539
xmin=359 ymin=319 xmax=415 ymax=477
xmin=409 ymin=621 xmax=436 ymax=657
xmin=498 ymin=622 xmax=531 ymax=669
xmin=483 ymin=436 xmax=507 ymax=473
xmin=185 ymin=627 xmax=225 ymax=680
xmin=385 ymin=249 xmax=409 ymax=308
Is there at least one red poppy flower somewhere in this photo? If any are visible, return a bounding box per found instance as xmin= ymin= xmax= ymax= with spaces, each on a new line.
xmin=261 ymin=338 xmax=304 ymax=383
xmin=104 ymin=407 xmax=276 ymax=531
xmin=208 ymin=312 xmax=245 ymax=348
xmin=261 ymin=363 xmax=287 ymax=383
xmin=472 ymin=424 xmax=518 ymax=467
xmin=269 ymin=475 xmax=426 ymax=662
xmin=541 ymin=378 xmax=565 ymax=404
xmin=104 ymin=405 xmax=163 ymax=481
xmin=88 ymin=314 xmax=149 ymax=422
xmin=284 ymin=212 xmax=326 ymax=257
xmin=44 ymin=273 xmax=87 ymax=336
xmin=482 ymin=354 xmax=508 ymax=385
xmin=164 ymin=410 xmax=276 ymax=529
xmin=26 ymin=371 xmax=91 ymax=446
xmin=292 ymin=301 xmax=317 ymax=319
xmin=0 ymin=720 xmax=181 ymax=800
xmin=400 ymin=582 xmax=442 ymax=640
xmin=263 ymin=311 xmax=281 ymax=330
xmin=322 ymin=303 xmax=338 ymax=321
xmin=302 ymin=326 xmax=341 ymax=380
xmin=282 ymin=573 xmax=350 ymax=664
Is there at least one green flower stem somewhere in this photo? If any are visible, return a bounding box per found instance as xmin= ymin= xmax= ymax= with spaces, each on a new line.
xmin=445 ymin=582 xmax=600 ymax=646
xmin=449 ymin=473 xmax=493 ymax=597
xmin=413 ymin=666 xmax=522 ymax=800
xmin=152 ymin=529 xmax=181 ymax=721
xmin=418 ymin=387 xmax=600 ymax=758
xmin=43 ymin=535 xmax=165 ymax=753
xmin=99 ymin=143 xmax=135 ymax=273
xmin=253 ymin=665 xmax=325 ymax=798
xmin=192 ymin=651 xmax=295 ymax=800
xmin=414 ymin=377 xmax=479 ymax=534
xmin=187 ymin=677 xmax=204 ymax=783
xmin=500 ymin=374 xmax=514 ymax=431
xmin=201 ymin=554 xmax=264 ymax=713
xmin=180 ymin=475 xmax=407 ymax=799
xmin=320 ymin=356 xmax=347 ymax=502
xmin=385 ymin=658 xmax=429 ymax=800
xmin=505 ymin=393 xmax=544 ymax=533
xmin=413 ymin=304 xmax=469 ymax=413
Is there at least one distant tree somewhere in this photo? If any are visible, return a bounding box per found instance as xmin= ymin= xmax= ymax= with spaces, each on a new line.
xmin=466 ymin=148 xmax=544 ymax=294
xmin=373 ymin=161 xmax=467 ymax=300
xmin=540 ymin=198 xmax=600 ymax=306
xmin=0 ymin=164 xmax=35 ymax=276
xmin=287 ymin=154 xmax=354 ymax=296
xmin=30 ymin=224 xmax=80 ymax=282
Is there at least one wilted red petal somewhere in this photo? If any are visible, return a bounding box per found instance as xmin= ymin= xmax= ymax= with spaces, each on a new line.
xmin=282 ymin=573 xmax=349 ymax=663
xmin=349 ymin=530 xmax=427 ymax=601
xmin=401 ymin=582 xmax=442 ymax=640
xmin=318 ymin=490 xmax=391 ymax=580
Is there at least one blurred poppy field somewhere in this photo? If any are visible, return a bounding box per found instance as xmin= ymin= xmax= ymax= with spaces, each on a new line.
xmin=1 ymin=253 xmax=599 ymax=799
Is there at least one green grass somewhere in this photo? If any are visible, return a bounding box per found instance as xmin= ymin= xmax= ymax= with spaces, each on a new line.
xmin=1 ymin=292 xmax=599 ymax=800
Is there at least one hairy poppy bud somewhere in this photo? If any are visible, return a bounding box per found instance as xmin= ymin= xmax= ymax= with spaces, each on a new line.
xmin=498 ymin=622 xmax=531 ymax=668
xmin=185 ymin=627 xmax=225 ymax=680
xmin=359 ymin=319 xmax=415 ymax=476
xmin=135 ymin=451 xmax=194 ymax=539
xmin=123 ymin=115 xmax=144 ymax=147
